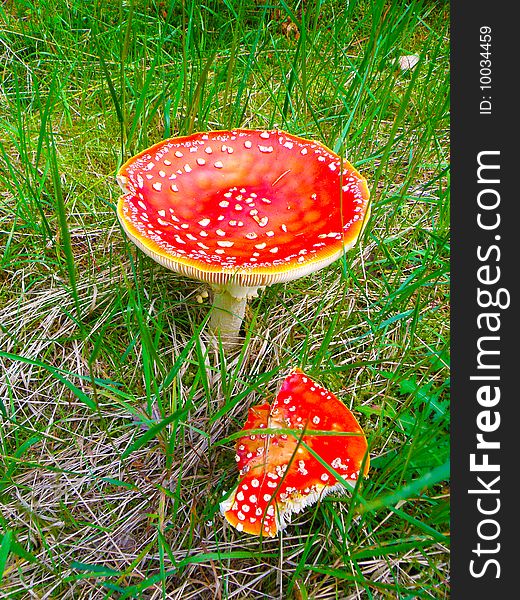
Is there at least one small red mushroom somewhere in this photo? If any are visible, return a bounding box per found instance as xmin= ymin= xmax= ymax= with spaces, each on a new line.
xmin=116 ymin=130 xmax=370 ymax=344
xmin=220 ymin=368 xmax=369 ymax=537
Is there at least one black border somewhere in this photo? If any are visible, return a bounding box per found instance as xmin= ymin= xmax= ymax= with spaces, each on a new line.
xmin=451 ymin=1 xmax=515 ymax=596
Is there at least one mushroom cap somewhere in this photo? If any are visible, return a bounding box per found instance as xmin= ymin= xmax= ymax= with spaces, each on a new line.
xmin=117 ymin=129 xmax=370 ymax=296
xmin=220 ymin=368 xmax=369 ymax=537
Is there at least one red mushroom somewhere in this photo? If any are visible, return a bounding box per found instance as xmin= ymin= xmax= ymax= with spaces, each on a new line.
xmin=116 ymin=130 xmax=370 ymax=344
xmin=220 ymin=368 xmax=369 ymax=537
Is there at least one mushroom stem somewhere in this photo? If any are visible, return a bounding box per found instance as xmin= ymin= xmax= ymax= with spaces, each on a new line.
xmin=210 ymin=289 xmax=248 ymax=345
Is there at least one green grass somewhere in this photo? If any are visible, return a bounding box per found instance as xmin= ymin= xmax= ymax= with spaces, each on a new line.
xmin=0 ymin=0 xmax=449 ymax=597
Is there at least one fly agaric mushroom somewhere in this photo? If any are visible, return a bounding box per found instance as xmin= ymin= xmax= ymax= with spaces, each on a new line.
xmin=220 ymin=368 xmax=369 ymax=537
xmin=116 ymin=130 xmax=370 ymax=344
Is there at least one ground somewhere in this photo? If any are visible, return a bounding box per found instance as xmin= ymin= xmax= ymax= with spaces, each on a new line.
xmin=0 ymin=1 xmax=449 ymax=598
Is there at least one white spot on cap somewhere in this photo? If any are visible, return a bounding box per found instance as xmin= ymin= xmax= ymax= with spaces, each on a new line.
xmin=197 ymin=158 xmax=206 ymax=166
xmin=219 ymin=200 xmax=229 ymax=208
xmin=217 ymin=240 xmax=234 ymax=247
xmin=251 ymin=479 xmax=260 ymax=488
xmin=184 ymin=164 xmax=192 ymax=173
xmin=236 ymin=522 xmax=244 ymax=531
xmin=158 ymin=170 xmax=166 ymax=178
xmin=171 ymin=184 xmax=179 ymax=192
xmin=198 ymin=218 xmax=210 ymax=227
xmin=270 ymin=247 xmax=279 ymax=253
xmin=216 ymin=229 xmax=226 ymax=236
xmin=163 ymin=159 xmax=171 ymax=166
xmin=214 ymin=161 xmax=224 ymax=169
xmin=245 ymin=232 xmax=258 ymax=240
xmin=284 ymin=141 xmax=294 ymax=149
xmin=301 ymin=148 xmax=308 ymax=155
xmin=260 ymin=131 xmax=270 ymax=139
xmin=153 ymin=182 xmax=162 ymax=191
xmin=244 ymin=140 xmax=252 ymax=148
xmin=205 ymin=146 xmax=213 ymax=154
xmin=175 ymin=151 xmax=183 ymax=158
xmin=254 ymin=242 xmax=266 ymax=250
xmin=259 ymin=145 xmax=273 ymax=153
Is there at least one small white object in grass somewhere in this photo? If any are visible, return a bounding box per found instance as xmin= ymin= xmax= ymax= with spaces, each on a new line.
xmin=398 ymin=54 xmax=420 ymax=71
